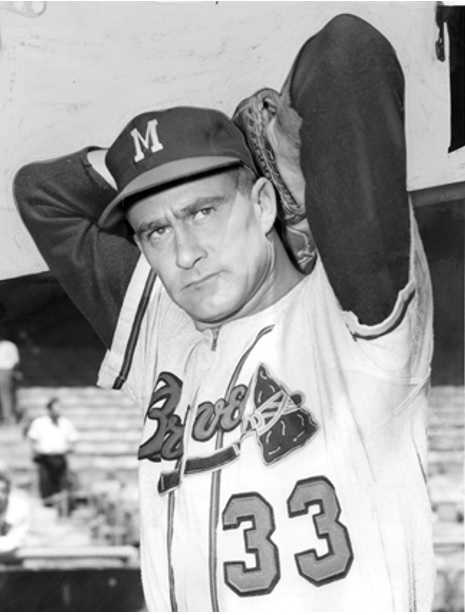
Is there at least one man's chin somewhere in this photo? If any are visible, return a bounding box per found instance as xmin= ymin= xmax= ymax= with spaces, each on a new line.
xmin=192 ymin=311 xmax=234 ymax=331
xmin=188 ymin=302 xmax=244 ymax=331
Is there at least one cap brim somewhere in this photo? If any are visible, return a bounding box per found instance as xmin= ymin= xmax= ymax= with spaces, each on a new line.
xmin=98 ymin=156 xmax=242 ymax=230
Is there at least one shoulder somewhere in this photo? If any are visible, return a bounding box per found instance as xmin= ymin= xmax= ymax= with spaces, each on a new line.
xmin=27 ymin=415 xmax=47 ymax=431
xmin=98 ymin=261 xmax=194 ymax=402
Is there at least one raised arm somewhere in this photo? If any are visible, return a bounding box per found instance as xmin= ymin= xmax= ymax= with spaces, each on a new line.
xmin=286 ymin=14 xmax=411 ymax=325
xmin=13 ymin=148 xmax=140 ymax=349
xmin=234 ymin=14 xmax=411 ymax=327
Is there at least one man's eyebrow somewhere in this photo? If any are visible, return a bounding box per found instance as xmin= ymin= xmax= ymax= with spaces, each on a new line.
xmin=135 ymin=195 xmax=229 ymax=238
xmin=136 ymin=218 xmax=169 ymax=238
xmin=179 ymin=195 xmax=229 ymax=217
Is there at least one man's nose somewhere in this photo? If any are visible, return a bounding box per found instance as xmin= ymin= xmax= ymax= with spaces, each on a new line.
xmin=174 ymin=227 xmax=207 ymax=269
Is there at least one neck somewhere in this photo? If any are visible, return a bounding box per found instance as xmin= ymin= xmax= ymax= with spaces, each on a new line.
xmin=251 ymin=231 xmax=304 ymax=311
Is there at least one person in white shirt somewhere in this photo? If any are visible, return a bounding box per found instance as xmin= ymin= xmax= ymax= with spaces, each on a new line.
xmin=0 ymin=466 xmax=30 ymax=559
xmin=0 ymin=336 xmax=20 ymax=425
xmin=26 ymin=397 xmax=79 ymax=507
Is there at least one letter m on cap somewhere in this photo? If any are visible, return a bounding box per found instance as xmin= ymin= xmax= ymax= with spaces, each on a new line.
xmin=131 ymin=119 xmax=164 ymax=163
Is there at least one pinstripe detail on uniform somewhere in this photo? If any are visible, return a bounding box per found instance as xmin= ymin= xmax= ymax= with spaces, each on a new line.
xmin=208 ymin=325 xmax=274 ymax=610
xmin=209 ymin=469 xmax=221 ymax=612
xmin=113 ymin=269 xmax=157 ymax=389
xmin=167 ymin=490 xmax=178 ymax=611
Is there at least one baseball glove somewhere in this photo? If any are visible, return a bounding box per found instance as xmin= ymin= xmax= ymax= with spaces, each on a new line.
xmin=232 ymin=88 xmax=306 ymax=225
xmin=233 ymin=89 xmax=317 ymax=274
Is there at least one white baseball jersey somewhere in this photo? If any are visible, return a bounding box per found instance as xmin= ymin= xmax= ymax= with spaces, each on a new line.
xmin=98 ymin=207 xmax=434 ymax=612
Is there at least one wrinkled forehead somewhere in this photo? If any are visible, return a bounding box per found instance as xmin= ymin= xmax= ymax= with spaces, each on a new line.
xmin=127 ymin=168 xmax=240 ymax=222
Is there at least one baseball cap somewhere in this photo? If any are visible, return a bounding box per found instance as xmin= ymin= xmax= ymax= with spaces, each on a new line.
xmin=98 ymin=106 xmax=258 ymax=229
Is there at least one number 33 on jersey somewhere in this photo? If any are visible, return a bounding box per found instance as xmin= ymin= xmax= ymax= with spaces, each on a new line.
xmin=222 ymin=476 xmax=353 ymax=596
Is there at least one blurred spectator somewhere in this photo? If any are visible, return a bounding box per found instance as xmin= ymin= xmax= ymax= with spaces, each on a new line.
xmin=26 ymin=398 xmax=79 ymax=513
xmin=0 ymin=465 xmax=30 ymax=559
xmin=0 ymin=335 xmax=20 ymax=425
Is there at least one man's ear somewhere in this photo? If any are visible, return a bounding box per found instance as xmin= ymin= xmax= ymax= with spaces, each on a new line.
xmin=251 ymin=177 xmax=277 ymax=235
xmin=133 ymin=233 xmax=143 ymax=253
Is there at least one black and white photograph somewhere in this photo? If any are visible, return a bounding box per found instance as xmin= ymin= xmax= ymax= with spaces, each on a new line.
xmin=0 ymin=1 xmax=463 ymax=611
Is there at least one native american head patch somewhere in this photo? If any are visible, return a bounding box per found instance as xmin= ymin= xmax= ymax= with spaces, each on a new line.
xmin=244 ymin=364 xmax=318 ymax=464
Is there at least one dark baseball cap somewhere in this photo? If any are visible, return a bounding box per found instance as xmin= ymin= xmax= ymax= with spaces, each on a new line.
xmin=98 ymin=106 xmax=258 ymax=229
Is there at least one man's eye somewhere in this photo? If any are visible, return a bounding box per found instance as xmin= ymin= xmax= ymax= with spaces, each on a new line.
xmin=193 ymin=207 xmax=214 ymax=221
xmin=154 ymin=227 xmax=167 ymax=236
xmin=145 ymin=226 xmax=169 ymax=242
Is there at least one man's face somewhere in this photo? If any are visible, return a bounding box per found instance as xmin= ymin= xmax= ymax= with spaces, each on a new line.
xmin=47 ymin=403 xmax=61 ymax=423
xmin=128 ymin=170 xmax=275 ymax=328
xmin=0 ymin=480 xmax=9 ymax=515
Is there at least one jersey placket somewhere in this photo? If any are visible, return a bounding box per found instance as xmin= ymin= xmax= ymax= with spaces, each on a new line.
xmin=168 ymin=330 xmax=224 ymax=611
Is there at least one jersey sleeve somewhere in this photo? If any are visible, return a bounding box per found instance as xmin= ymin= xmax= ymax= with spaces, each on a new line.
xmin=286 ymin=14 xmax=411 ymax=329
xmin=97 ymin=255 xmax=159 ymax=399
xmin=340 ymin=205 xmax=433 ymax=368
xmin=13 ymin=148 xmax=140 ymax=349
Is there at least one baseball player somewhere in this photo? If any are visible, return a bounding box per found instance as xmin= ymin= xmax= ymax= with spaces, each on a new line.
xmin=13 ymin=14 xmax=434 ymax=612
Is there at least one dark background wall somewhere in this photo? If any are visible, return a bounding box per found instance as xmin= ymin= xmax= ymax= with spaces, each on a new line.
xmin=416 ymin=199 xmax=464 ymax=385
xmin=0 ymin=568 xmax=144 ymax=612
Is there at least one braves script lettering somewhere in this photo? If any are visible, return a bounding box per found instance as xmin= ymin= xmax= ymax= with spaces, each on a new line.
xmin=138 ymin=372 xmax=185 ymax=461
xmin=139 ymin=364 xmax=318 ymax=480
xmin=193 ymin=384 xmax=247 ymax=441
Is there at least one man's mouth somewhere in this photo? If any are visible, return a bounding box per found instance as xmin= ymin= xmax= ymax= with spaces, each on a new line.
xmin=184 ymin=272 xmax=219 ymax=290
